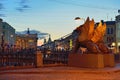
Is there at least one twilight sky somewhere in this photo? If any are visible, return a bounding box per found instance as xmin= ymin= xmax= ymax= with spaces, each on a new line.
xmin=1 ymin=0 xmax=120 ymax=41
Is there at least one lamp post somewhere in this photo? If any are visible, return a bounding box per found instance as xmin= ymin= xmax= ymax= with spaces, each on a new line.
xmin=74 ymin=17 xmax=85 ymax=27
xmin=74 ymin=17 xmax=85 ymax=22
xmin=111 ymin=42 xmax=116 ymax=53
xmin=112 ymin=42 xmax=115 ymax=47
xmin=10 ymin=34 xmax=13 ymax=45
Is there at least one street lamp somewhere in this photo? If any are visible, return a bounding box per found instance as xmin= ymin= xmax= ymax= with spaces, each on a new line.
xmin=111 ymin=42 xmax=116 ymax=53
xmin=112 ymin=42 xmax=115 ymax=47
xmin=10 ymin=34 xmax=13 ymax=46
xmin=74 ymin=17 xmax=81 ymax=20
xmin=74 ymin=17 xmax=85 ymax=21
xmin=74 ymin=17 xmax=85 ymax=25
xmin=10 ymin=34 xmax=13 ymax=38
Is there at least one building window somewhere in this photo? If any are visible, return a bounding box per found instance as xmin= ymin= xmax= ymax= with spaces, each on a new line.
xmin=3 ymin=26 xmax=5 ymax=29
xmin=111 ymin=28 xmax=113 ymax=34
xmin=107 ymin=28 xmax=110 ymax=34
xmin=107 ymin=28 xmax=114 ymax=34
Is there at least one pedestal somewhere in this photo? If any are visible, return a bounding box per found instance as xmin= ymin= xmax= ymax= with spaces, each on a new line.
xmin=68 ymin=54 xmax=104 ymax=68
xmin=104 ymin=54 xmax=115 ymax=67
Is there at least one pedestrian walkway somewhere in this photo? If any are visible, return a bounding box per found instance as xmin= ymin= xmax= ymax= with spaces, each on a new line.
xmin=1 ymin=63 xmax=120 ymax=74
xmin=1 ymin=63 xmax=120 ymax=80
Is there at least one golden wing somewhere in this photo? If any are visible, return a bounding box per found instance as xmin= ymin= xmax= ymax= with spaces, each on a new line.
xmin=82 ymin=17 xmax=94 ymax=40
xmin=88 ymin=19 xmax=94 ymax=40
xmin=91 ymin=22 xmax=106 ymax=43
xmin=99 ymin=23 xmax=106 ymax=41
xmin=77 ymin=17 xmax=90 ymax=42
xmin=83 ymin=17 xmax=90 ymax=34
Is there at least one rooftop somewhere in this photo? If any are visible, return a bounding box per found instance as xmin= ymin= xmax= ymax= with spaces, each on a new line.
xmin=105 ymin=21 xmax=116 ymax=25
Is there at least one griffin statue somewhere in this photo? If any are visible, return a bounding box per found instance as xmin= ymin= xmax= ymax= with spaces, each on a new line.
xmin=72 ymin=17 xmax=110 ymax=54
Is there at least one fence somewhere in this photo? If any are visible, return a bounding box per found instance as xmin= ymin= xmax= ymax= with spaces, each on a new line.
xmin=0 ymin=50 xmax=69 ymax=68
xmin=43 ymin=51 xmax=69 ymax=64
xmin=0 ymin=49 xmax=36 ymax=68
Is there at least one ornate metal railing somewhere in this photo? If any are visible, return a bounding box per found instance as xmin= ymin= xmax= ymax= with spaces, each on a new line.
xmin=0 ymin=49 xmax=36 ymax=67
xmin=43 ymin=51 xmax=69 ymax=64
xmin=0 ymin=49 xmax=70 ymax=68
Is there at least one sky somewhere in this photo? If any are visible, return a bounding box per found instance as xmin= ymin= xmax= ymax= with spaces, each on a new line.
xmin=0 ymin=0 xmax=120 ymax=42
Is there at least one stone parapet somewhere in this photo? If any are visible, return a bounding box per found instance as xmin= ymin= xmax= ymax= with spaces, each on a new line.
xmin=104 ymin=54 xmax=115 ymax=67
xmin=68 ymin=53 xmax=115 ymax=68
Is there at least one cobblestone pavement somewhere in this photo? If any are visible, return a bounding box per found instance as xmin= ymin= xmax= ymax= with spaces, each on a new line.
xmin=1 ymin=64 xmax=120 ymax=80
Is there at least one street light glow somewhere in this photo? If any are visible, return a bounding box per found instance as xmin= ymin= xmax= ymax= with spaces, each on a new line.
xmin=112 ymin=42 xmax=115 ymax=47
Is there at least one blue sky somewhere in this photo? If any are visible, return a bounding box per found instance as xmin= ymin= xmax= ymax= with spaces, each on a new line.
xmin=1 ymin=0 xmax=120 ymax=41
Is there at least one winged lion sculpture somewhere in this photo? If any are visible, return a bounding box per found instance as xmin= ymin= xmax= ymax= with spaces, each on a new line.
xmin=72 ymin=17 xmax=110 ymax=54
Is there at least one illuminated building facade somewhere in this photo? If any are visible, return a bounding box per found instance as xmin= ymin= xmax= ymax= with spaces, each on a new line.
xmin=16 ymin=33 xmax=38 ymax=50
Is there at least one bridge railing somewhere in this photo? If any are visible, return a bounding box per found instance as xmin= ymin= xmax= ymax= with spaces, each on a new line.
xmin=0 ymin=49 xmax=36 ymax=68
xmin=43 ymin=51 xmax=69 ymax=64
xmin=0 ymin=49 xmax=70 ymax=68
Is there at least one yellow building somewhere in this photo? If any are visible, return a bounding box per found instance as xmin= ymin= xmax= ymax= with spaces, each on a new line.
xmin=16 ymin=33 xmax=37 ymax=50
xmin=115 ymin=14 xmax=120 ymax=53
xmin=104 ymin=21 xmax=115 ymax=44
xmin=102 ymin=14 xmax=120 ymax=53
